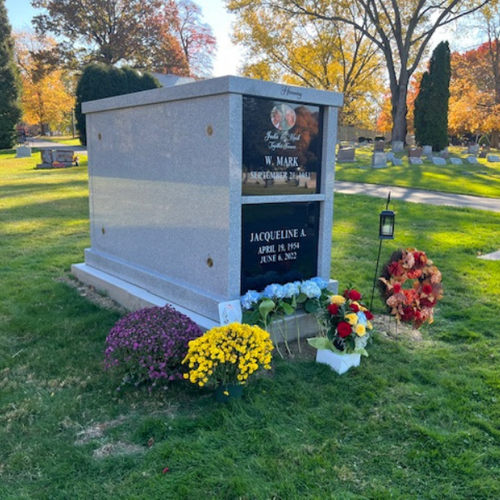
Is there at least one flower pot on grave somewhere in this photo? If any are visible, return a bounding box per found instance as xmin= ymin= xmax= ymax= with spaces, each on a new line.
xmin=315 ymin=349 xmax=361 ymax=375
xmin=214 ymin=384 xmax=243 ymax=403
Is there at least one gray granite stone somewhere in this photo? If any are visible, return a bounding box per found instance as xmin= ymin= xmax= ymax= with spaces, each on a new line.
xmin=75 ymin=76 xmax=343 ymax=327
xmin=386 ymin=152 xmax=395 ymax=161
xmin=432 ymin=157 xmax=447 ymax=165
xmin=467 ymin=156 xmax=479 ymax=164
xmin=337 ymin=147 xmax=355 ymax=162
xmin=15 ymin=146 xmax=32 ymax=158
xmin=422 ymin=145 xmax=433 ymax=155
xmin=487 ymin=155 xmax=500 ymax=162
xmin=392 ymin=158 xmax=403 ymax=166
xmin=409 ymin=157 xmax=423 ymax=165
xmin=449 ymin=158 xmax=463 ymax=165
xmin=391 ymin=140 xmax=404 ymax=152
xmin=371 ymin=152 xmax=387 ymax=167
xmin=83 ymin=76 xmax=344 ymax=115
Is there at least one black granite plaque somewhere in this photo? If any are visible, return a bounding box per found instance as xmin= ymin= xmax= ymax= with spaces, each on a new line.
xmin=241 ymin=202 xmax=320 ymax=294
xmin=242 ymin=96 xmax=323 ymax=196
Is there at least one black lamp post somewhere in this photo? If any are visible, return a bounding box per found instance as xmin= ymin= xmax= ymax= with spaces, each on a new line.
xmin=370 ymin=192 xmax=395 ymax=309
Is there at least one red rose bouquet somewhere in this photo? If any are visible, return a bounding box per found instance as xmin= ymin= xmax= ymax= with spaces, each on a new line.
xmin=308 ymin=288 xmax=374 ymax=355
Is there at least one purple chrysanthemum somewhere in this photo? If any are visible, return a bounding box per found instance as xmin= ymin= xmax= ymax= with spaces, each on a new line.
xmin=104 ymin=305 xmax=203 ymax=390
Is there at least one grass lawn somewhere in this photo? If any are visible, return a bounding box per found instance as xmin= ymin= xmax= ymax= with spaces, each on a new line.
xmin=1 ymin=151 xmax=500 ymax=499
xmin=37 ymin=135 xmax=82 ymax=146
xmin=335 ymin=145 xmax=500 ymax=198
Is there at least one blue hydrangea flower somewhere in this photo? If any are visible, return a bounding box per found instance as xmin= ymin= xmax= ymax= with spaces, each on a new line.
xmin=282 ymin=282 xmax=300 ymax=299
xmin=262 ymin=283 xmax=285 ymax=299
xmin=241 ymin=290 xmax=262 ymax=310
xmin=310 ymin=276 xmax=329 ymax=290
xmin=300 ymin=280 xmax=322 ymax=299
xmin=357 ymin=311 xmax=368 ymax=326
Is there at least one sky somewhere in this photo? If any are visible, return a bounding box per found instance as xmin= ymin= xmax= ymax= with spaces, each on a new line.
xmin=4 ymin=0 xmax=243 ymax=77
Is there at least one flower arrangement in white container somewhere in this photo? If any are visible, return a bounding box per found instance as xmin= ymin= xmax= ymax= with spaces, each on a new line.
xmin=308 ymin=287 xmax=374 ymax=374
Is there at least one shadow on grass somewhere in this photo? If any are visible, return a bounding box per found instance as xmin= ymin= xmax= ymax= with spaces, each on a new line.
xmin=0 ymin=179 xmax=89 ymax=200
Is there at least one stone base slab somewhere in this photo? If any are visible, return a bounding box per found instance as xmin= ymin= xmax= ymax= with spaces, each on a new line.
xmin=71 ymin=263 xmax=336 ymax=342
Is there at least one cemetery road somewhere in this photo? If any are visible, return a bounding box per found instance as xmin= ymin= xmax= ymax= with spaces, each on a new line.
xmin=335 ymin=181 xmax=500 ymax=213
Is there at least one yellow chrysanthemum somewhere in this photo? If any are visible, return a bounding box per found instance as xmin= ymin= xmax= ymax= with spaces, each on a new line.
xmin=330 ymin=295 xmax=346 ymax=305
xmin=182 ymin=322 xmax=274 ymax=388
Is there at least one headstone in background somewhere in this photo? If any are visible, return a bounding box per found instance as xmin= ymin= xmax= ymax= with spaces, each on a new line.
xmin=432 ymin=157 xmax=447 ymax=165
xmin=36 ymin=150 xmax=54 ymax=169
xmin=72 ymin=76 xmax=343 ymax=333
xmin=409 ymin=157 xmax=423 ymax=165
xmin=374 ymin=141 xmax=385 ymax=152
xmin=408 ymin=148 xmax=422 ymax=158
xmin=468 ymin=144 xmax=480 ymax=155
xmin=479 ymin=151 xmax=487 ymax=158
xmin=439 ymin=149 xmax=449 ymax=159
xmin=386 ymin=152 xmax=395 ymax=162
xmin=487 ymin=155 xmax=500 ymax=162
xmin=391 ymin=140 xmax=404 ymax=152
xmin=371 ymin=152 xmax=387 ymax=168
xmin=422 ymin=145 xmax=433 ymax=155
xmin=15 ymin=146 xmax=32 ymax=158
xmin=55 ymin=150 xmax=77 ymax=166
xmin=42 ymin=150 xmax=53 ymax=164
xmin=337 ymin=147 xmax=355 ymax=162
xmin=467 ymin=156 xmax=479 ymax=164
xmin=449 ymin=158 xmax=463 ymax=165
xmin=392 ymin=158 xmax=403 ymax=166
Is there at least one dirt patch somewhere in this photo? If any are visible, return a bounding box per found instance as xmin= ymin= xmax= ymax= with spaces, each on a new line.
xmin=55 ymin=275 xmax=127 ymax=313
xmin=93 ymin=441 xmax=145 ymax=459
xmin=373 ymin=314 xmax=423 ymax=341
xmin=75 ymin=416 xmax=127 ymax=445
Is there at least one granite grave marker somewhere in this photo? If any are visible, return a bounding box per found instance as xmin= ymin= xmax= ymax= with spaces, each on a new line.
xmin=72 ymin=76 xmax=343 ymax=332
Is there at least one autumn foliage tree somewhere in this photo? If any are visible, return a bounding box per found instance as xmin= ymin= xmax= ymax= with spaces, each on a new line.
xmin=449 ymin=11 xmax=500 ymax=147
xmin=228 ymin=1 xmax=385 ymax=128
xmin=376 ymin=75 xmax=421 ymax=135
xmin=14 ymin=31 xmax=74 ymax=134
xmin=228 ymin=0 xmax=492 ymax=144
xmin=31 ymin=0 xmax=215 ymax=77
xmin=170 ymin=0 xmax=217 ymax=77
xmin=0 ymin=0 xmax=22 ymax=149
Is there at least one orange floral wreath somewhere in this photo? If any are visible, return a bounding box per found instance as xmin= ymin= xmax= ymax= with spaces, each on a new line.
xmin=379 ymin=248 xmax=443 ymax=329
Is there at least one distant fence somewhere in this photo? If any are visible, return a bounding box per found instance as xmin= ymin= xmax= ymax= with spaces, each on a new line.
xmin=338 ymin=126 xmax=380 ymax=142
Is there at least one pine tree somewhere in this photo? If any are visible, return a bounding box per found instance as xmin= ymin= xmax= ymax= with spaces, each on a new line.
xmin=0 ymin=0 xmax=22 ymax=149
xmin=414 ymin=42 xmax=451 ymax=151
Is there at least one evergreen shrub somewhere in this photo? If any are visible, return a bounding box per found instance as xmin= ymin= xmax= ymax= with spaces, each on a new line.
xmin=75 ymin=64 xmax=160 ymax=145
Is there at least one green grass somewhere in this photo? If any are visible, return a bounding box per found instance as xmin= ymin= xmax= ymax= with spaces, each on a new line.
xmin=336 ymin=145 xmax=500 ymax=198
xmin=38 ymin=136 xmax=82 ymax=146
xmin=1 ymin=151 xmax=500 ymax=498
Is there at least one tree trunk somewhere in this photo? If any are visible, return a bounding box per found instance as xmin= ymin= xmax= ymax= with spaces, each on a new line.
xmin=391 ymin=76 xmax=409 ymax=144
xmin=491 ymin=129 xmax=499 ymax=149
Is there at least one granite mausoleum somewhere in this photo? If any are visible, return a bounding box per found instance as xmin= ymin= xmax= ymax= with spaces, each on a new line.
xmin=72 ymin=76 xmax=343 ymax=331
